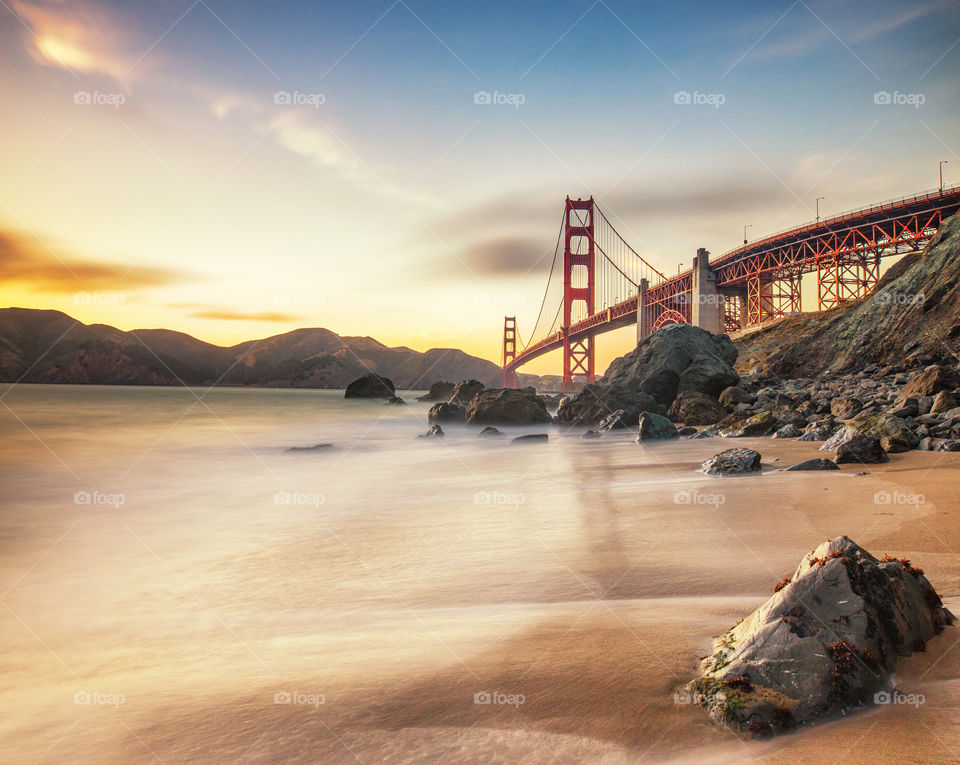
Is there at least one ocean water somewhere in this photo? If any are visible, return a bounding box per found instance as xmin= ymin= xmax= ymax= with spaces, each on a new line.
xmin=0 ymin=384 xmax=955 ymax=764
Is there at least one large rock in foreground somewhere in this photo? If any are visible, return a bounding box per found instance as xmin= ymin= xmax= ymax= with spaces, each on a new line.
xmin=465 ymin=388 xmax=551 ymax=426
xmin=688 ymin=536 xmax=954 ymax=737
xmin=344 ymin=373 xmax=395 ymax=399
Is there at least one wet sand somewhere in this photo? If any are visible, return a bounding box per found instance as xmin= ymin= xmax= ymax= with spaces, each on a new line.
xmin=107 ymin=442 xmax=960 ymax=762
xmin=2 ymin=395 xmax=958 ymax=764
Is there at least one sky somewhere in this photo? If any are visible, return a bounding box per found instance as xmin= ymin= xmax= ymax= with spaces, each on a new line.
xmin=0 ymin=0 xmax=958 ymax=375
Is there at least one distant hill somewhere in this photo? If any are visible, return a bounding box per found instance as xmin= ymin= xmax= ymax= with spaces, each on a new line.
xmin=0 ymin=308 xmax=542 ymax=390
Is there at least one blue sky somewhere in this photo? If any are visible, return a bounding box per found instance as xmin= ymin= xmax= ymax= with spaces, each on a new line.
xmin=0 ymin=0 xmax=958 ymax=372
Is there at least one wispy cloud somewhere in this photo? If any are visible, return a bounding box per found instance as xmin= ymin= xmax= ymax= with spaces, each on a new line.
xmin=188 ymin=309 xmax=303 ymax=322
xmin=742 ymin=0 xmax=949 ymax=64
xmin=10 ymin=0 xmax=135 ymax=80
xmin=0 ymin=227 xmax=191 ymax=293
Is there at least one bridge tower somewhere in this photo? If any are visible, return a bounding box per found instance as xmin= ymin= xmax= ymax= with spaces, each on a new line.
xmin=562 ymin=197 xmax=596 ymax=387
xmin=502 ymin=316 xmax=517 ymax=388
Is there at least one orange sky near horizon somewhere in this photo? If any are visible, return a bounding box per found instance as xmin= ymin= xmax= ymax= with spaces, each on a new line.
xmin=1 ymin=0 xmax=957 ymax=377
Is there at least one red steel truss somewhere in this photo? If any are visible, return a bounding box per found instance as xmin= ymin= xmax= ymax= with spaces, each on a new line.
xmin=503 ymin=186 xmax=960 ymax=383
xmin=562 ymin=198 xmax=596 ymax=384
xmin=501 ymin=316 xmax=517 ymax=388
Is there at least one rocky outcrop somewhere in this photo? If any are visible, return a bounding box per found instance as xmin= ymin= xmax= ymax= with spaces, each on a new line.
xmin=344 ymin=373 xmax=395 ymax=399
xmin=700 ymin=448 xmax=761 ymax=475
xmin=688 ymin=536 xmax=954 ymax=737
xmin=465 ymin=388 xmax=552 ymax=426
xmin=557 ymin=384 xmax=662 ymax=427
xmin=427 ymin=402 xmax=466 ymax=424
xmin=602 ymin=324 xmax=739 ymax=404
xmin=901 ymin=364 xmax=959 ymax=399
xmin=668 ymin=390 xmax=726 ymax=425
xmin=719 ymin=386 xmax=755 ymax=409
xmin=449 ymin=379 xmax=487 ymax=406
xmin=637 ymin=412 xmax=678 ymax=441
xmin=823 ymin=413 xmax=918 ymax=454
xmin=822 ymin=431 xmax=889 ymax=464
xmin=558 ymin=325 xmax=737 ymax=427
xmin=720 ymin=411 xmax=779 ymax=438
xmin=417 ymin=381 xmax=455 ymax=402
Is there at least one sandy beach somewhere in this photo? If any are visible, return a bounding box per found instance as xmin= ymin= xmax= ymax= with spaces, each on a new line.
xmin=3 ymin=387 xmax=954 ymax=764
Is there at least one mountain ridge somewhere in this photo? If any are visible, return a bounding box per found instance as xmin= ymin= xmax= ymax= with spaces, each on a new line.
xmin=0 ymin=308 xmax=542 ymax=390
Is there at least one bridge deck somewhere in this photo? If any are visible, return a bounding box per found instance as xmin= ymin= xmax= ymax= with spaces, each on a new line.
xmin=507 ymin=185 xmax=960 ymax=373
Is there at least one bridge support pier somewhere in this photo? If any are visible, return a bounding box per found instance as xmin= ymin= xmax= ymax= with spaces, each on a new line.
xmin=691 ymin=247 xmax=724 ymax=334
xmin=636 ymin=278 xmax=650 ymax=343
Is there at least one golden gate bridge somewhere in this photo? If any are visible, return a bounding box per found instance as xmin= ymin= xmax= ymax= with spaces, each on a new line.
xmin=502 ymin=185 xmax=960 ymax=388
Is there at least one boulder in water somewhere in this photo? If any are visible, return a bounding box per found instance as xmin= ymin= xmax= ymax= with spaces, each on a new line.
xmin=512 ymin=433 xmax=548 ymax=444
xmin=427 ymin=401 xmax=466 ymax=424
xmin=345 ymin=373 xmax=395 ymax=399
xmin=465 ymin=388 xmax=551 ymax=426
xmin=637 ymin=411 xmax=679 ymax=441
xmin=448 ymin=379 xmax=487 ymax=406
xmin=699 ymin=448 xmax=761 ymax=475
xmin=416 ymin=381 xmax=455 ymax=402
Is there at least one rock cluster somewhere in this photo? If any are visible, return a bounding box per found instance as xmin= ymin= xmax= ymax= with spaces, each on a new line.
xmin=687 ymin=536 xmax=954 ymax=737
xmin=684 ymin=362 xmax=960 ymax=462
xmin=558 ymin=325 xmax=738 ymax=427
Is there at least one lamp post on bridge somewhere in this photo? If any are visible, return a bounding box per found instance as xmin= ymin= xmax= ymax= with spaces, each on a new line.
xmin=816 ymin=196 xmax=825 ymax=223
xmin=743 ymin=224 xmax=752 ymax=245
xmin=941 ymin=161 xmax=949 ymax=195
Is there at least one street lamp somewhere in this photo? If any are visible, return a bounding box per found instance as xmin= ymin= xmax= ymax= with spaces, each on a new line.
xmin=941 ymin=161 xmax=949 ymax=194
xmin=816 ymin=196 xmax=825 ymax=223
xmin=743 ymin=224 xmax=752 ymax=245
